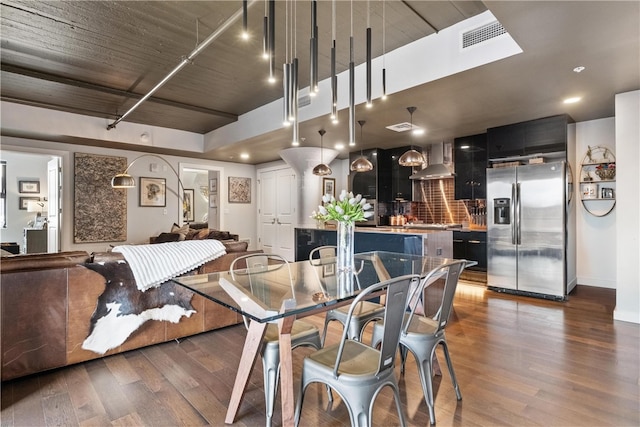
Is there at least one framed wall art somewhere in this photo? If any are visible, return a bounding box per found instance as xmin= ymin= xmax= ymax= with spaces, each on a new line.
xmin=139 ymin=177 xmax=166 ymax=207
xmin=183 ymin=189 xmax=195 ymax=222
xmin=322 ymin=177 xmax=336 ymax=198
xmin=19 ymin=180 xmax=40 ymax=194
xmin=209 ymin=178 xmax=218 ymax=194
xmin=19 ymin=196 xmax=40 ymax=210
xmin=228 ymin=177 xmax=251 ymax=203
xmin=209 ymin=194 xmax=218 ymax=208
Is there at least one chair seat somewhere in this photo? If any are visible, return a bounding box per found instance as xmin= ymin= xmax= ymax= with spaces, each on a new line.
xmin=334 ymin=300 xmax=384 ymax=317
xmin=306 ymin=340 xmax=380 ymax=377
xmin=264 ymin=320 xmax=321 ymax=346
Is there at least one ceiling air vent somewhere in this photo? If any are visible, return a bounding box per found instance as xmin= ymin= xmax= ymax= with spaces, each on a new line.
xmin=462 ymin=20 xmax=507 ymax=49
xmin=386 ymin=122 xmax=413 ymax=132
xmin=298 ymin=94 xmax=311 ymax=108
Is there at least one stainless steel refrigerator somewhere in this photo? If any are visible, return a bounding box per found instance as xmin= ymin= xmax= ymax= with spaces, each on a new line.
xmin=486 ymin=161 xmax=576 ymax=300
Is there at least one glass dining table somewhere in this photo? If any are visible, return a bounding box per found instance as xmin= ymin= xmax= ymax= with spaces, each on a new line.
xmin=174 ymin=251 xmax=475 ymax=427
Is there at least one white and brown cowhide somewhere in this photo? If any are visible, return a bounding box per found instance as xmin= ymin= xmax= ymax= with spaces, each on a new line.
xmin=82 ymin=261 xmax=196 ymax=354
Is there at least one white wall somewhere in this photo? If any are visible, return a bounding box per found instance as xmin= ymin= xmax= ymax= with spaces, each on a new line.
xmin=614 ymin=90 xmax=640 ymax=324
xmin=0 ymin=151 xmax=52 ymax=244
xmin=1 ymin=137 xmax=257 ymax=253
xmin=573 ymin=118 xmax=617 ymax=288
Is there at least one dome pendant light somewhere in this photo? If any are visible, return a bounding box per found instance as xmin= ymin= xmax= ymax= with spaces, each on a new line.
xmin=350 ymin=120 xmax=374 ymax=172
xmin=398 ymin=106 xmax=424 ymax=167
xmin=312 ymin=129 xmax=332 ymax=176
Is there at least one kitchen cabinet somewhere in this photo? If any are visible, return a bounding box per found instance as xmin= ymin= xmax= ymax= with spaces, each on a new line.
xmin=377 ymin=147 xmax=413 ymax=202
xmin=453 ymin=231 xmax=486 ymax=271
xmin=454 ymin=133 xmax=487 ymax=200
xmin=487 ymin=115 xmax=572 ymax=159
xmin=350 ymin=147 xmax=413 ymax=202
xmin=349 ymin=148 xmax=379 ymax=199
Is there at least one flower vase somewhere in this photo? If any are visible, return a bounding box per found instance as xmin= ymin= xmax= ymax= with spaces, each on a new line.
xmin=336 ymin=221 xmax=355 ymax=294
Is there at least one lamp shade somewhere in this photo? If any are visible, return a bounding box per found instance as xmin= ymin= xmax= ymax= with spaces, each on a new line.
xmin=27 ymin=200 xmax=48 ymax=213
xmin=398 ymin=149 xmax=424 ymax=167
xmin=111 ymin=173 xmax=136 ymax=188
xmin=350 ymin=156 xmax=373 ymax=172
xmin=312 ymin=163 xmax=332 ymax=176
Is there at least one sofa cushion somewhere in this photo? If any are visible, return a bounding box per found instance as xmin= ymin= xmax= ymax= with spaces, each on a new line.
xmin=189 ymin=228 xmax=211 ymax=240
xmin=155 ymin=232 xmax=182 ymax=243
xmin=171 ymin=223 xmax=189 ymax=240
xmin=208 ymin=230 xmax=231 ymax=240
xmin=223 ymin=240 xmax=249 ymax=253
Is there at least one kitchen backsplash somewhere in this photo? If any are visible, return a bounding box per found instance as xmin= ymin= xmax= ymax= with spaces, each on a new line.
xmin=379 ymin=180 xmax=485 ymax=225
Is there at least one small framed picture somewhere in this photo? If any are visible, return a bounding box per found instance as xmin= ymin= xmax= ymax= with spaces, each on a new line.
xmin=322 ymin=178 xmax=336 ymax=198
xmin=183 ymin=189 xmax=195 ymax=222
xmin=19 ymin=196 xmax=40 ymax=210
xmin=209 ymin=178 xmax=218 ymax=194
xmin=139 ymin=177 xmax=166 ymax=207
xmin=19 ymin=180 xmax=40 ymax=194
xmin=209 ymin=194 xmax=218 ymax=208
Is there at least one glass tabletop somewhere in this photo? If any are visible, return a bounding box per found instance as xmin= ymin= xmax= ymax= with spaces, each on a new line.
xmin=174 ymin=251 xmax=475 ymax=323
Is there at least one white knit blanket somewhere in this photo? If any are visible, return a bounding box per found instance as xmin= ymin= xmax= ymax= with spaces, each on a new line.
xmin=112 ymin=240 xmax=226 ymax=291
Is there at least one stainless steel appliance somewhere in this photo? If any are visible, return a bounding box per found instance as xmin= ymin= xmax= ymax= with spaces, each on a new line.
xmin=487 ymin=161 xmax=576 ymax=300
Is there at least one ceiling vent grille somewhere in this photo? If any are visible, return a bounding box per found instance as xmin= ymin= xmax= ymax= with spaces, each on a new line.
xmin=298 ymin=94 xmax=311 ymax=108
xmin=462 ymin=20 xmax=506 ymax=48
xmin=386 ymin=122 xmax=413 ymax=132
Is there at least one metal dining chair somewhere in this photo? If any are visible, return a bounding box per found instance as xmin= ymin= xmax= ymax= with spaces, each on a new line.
xmin=371 ymin=259 xmax=467 ymax=425
xmin=230 ymin=253 xmax=322 ymax=427
xmin=309 ymin=246 xmax=385 ymax=346
xmin=294 ymin=274 xmax=419 ymax=427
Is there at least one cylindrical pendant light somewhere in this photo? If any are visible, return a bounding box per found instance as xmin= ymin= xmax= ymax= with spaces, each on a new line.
xmin=262 ymin=0 xmax=269 ymax=59
xmin=348 ymin=1 xmax=355 ymax=146
xmin=268 ymin=0 xmax=275 ymax=83
xmin=399 ymin=106 xmax=424 ymax=167
xmin=313 ymin=129 xmax=332 ymax=176
xmin=382 ymin=0 xmax=387 ymax=100
xmin=330 ymin=0 xmax=338 ymax=123
xmin=242 ymin=0 xmax=249 ymax=39
xmin=350 ymin=120 xmax=374 ymax=172
xmin=310 ymin=0 xmax=319 ymax=96
xmin=366 ymin=0 xmax=372 ymax=107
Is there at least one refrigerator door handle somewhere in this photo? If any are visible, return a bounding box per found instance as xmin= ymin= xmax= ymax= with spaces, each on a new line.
xmin=516 ymin=182 xmax=522 ymax=245
xmin=511 ymin=183 xmax=517 ymax=245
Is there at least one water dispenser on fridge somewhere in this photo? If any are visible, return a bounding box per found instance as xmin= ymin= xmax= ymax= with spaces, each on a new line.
xmin=493 ymin=198 xmax=510 ymax=225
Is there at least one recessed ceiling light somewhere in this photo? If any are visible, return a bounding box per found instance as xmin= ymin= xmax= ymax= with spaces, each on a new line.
xmin=334 ymin=143 xmax=344 ymax=150
xmin=412 ymin=128 xmax=425 ymax=136
xmin=573 ymin=66 xmax=586 ymax=73
xmin=240 ymin=153 xmax=249 ymax=160
xmin=563 ymin=97 xmax=582 ymax=104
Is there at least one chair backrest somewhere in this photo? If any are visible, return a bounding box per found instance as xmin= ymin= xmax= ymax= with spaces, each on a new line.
xmin=404 ymin=260 xmax=466 ymax=335
xmin=333 ymin=274 xmax=419 ymax=378
xmin=308 ymin=245 xmax=337 ymax=266
xmin=229 ymin=253 xmax=293 ymax=327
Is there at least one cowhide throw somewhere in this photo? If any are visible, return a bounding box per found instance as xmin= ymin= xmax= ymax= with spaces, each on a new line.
xmin=81 ymin=261 xmax=196 ymax=354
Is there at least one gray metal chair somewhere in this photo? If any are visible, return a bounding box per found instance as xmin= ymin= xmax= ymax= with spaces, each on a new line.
xmin=230 ymin=253 xmax=322 ymax=427
xmin=371 ymin=259 xmax=466 ymax=425
xmin=309 ymin=246 xmax=385 ymax=345
xmin=294 ymin=274 xmax=420 ymax=427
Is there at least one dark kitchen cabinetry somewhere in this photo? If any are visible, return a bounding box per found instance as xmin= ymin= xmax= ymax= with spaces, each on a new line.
xmin=349 ymin=149 xmax=379 ymax=199
xmin=377 ymin=147 xmax=413 ymax=201
xmin=487 ymin=115 xmax=572 ymax=159
xmin=350 ymin=147 xmax=413 ymax=202
xmin=453 ymin=231 xmax=486 ymax=271
xmin=454 ymin=133 xmax=487 ymax=200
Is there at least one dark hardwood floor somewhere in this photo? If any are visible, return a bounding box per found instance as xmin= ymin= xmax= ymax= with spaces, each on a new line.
xmin=2 ymin=284 xmax=639 ymax=426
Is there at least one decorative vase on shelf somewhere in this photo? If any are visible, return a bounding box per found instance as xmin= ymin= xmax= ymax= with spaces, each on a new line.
xmin=336 ymin=221 xmax=355 ymax=293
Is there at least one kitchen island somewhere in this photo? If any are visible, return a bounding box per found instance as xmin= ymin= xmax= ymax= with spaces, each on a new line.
xmin=294 ymin=226 xmax=452 ymax=262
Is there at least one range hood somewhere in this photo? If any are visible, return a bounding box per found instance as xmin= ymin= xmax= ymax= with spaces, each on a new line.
xmin=409 ymin=142 xmax=455 ymax=180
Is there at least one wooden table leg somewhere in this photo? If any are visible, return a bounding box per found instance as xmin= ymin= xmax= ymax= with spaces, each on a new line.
xmin=278 ymin=315 xmax=295 ymax=427
xmin=225 ymin=320 xmax=267 ymax=424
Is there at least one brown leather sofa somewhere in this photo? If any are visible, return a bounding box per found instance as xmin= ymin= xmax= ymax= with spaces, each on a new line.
xmin=1 ymin=244 xmax=261 ymax=381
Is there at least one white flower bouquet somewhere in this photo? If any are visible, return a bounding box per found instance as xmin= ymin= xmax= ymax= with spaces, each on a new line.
xmin=316 ymin=190 xmax=373 ymax=225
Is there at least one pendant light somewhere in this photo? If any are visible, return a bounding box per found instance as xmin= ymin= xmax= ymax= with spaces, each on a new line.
xmin=398 ymin=106 xmax=424 ymax=167
xmin=312 ymin=129 xmax=332 ymax=176
xmin=350 ymin=120 xmax=373 ymax=172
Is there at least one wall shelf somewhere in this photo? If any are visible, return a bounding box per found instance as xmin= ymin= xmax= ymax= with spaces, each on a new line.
xmin=579 ymin=145 xmax=615 ymax=217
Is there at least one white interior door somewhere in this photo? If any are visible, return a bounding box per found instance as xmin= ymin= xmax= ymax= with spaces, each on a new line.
xmin=258 ymin=167 xmax=296 ymax=261
xmin=47 ymin=157 xmax=60 ymax=252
